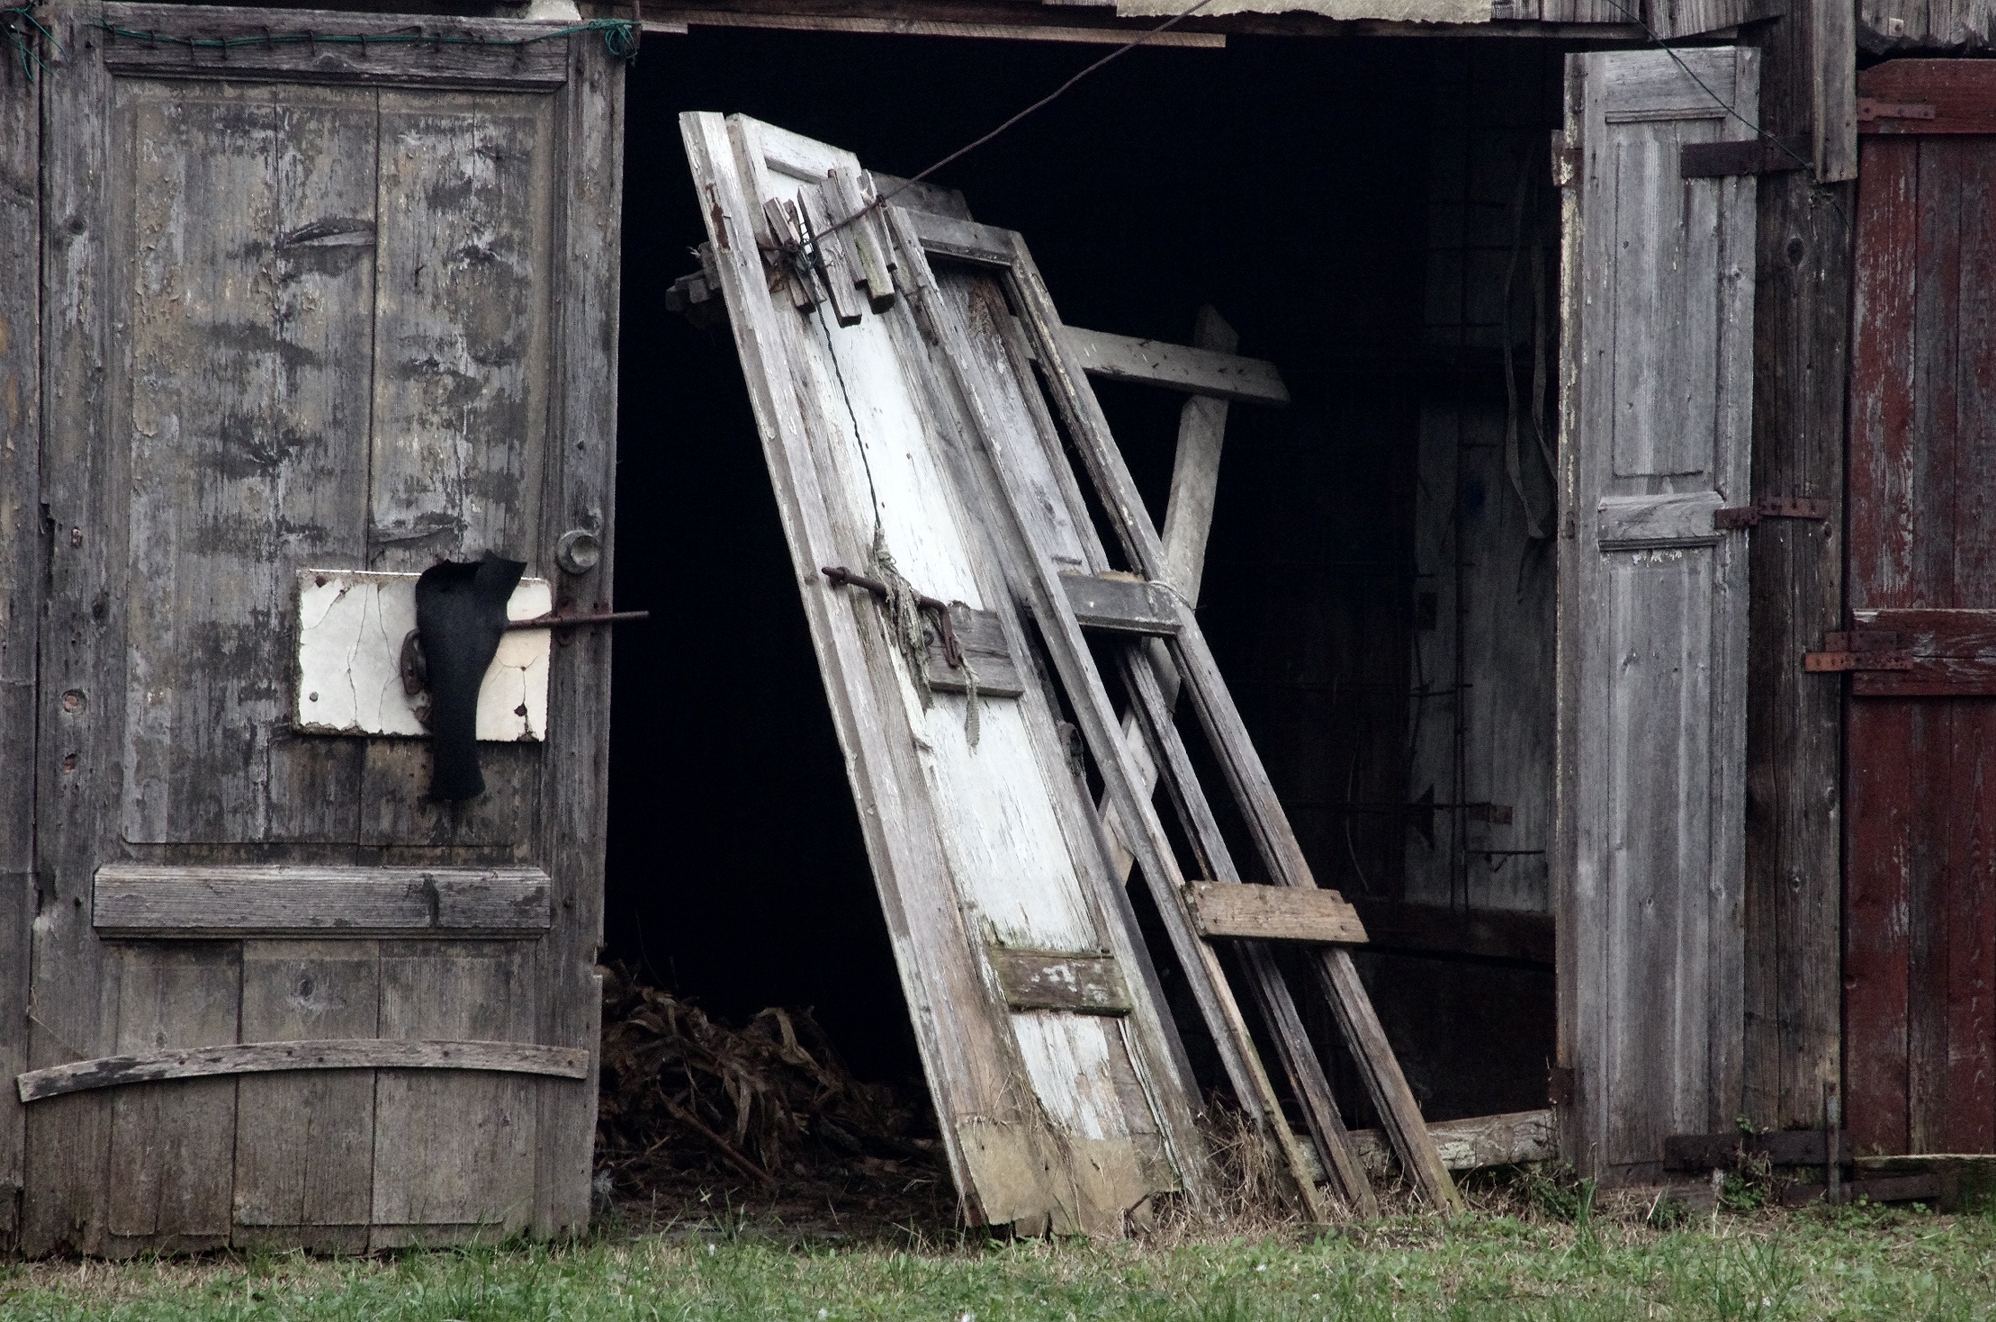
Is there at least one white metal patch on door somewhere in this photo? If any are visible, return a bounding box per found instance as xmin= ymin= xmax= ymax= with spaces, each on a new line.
xmin=293 ymin=569 xmax=552 ymax=741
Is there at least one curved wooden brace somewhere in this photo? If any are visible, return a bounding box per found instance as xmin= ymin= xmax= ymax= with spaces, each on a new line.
xmin=16 ymin=1038 xmax=589 ymax=1102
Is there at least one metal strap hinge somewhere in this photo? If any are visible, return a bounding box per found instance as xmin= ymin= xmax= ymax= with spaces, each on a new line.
xmin=1804 ymin=631 xmax=1914 ymax=673
xmin=1856 ymin=98 xmax=1937 ymax=123
xmin=1715 ymin=495 xmax=1831 ymax=531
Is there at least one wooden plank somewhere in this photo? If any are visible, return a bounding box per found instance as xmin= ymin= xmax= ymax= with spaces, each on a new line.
xmin=998 ymin=230 xmax=1458 ymax=1212
xmin=1158 ymin=306 xmax=1235 ymax=604
xmin=1349 ymin=1109 xmax=1556 ymax=1175
xmin=648 ymin=7 xmax=1227 ymax=44
xmin=533 ymin=26 xmax=622 ymax=1240
xmin=987 ymin=949 xmax=1133 ymax=1015
xmin=232 ymin=943 xmax=379 ymax=1243
xmin=798 ymin=185 xmax=865 ymax=328
xmin=1192 ymin=882 xmax=1368 ymax=945
xmin=1779 ymin=1172 xmax=1942 ymax=1206
xmin=1061 ymin=325 xmax=1289 ymax=407
xmin=926 ymin=607 xmax=1025 ymax=697
xmin=94 ymin=4 xmax=572 ymax=85
xmin=92 ymin=865 xmax=553 ymax=936
xmin=103 ymin=944 xmax=240 ymax=1250
xmin=826 ymin=166 xmax=896 ymax=312
xmin=0 ymin=26 xmax=38 ymax=1249
xmin=898 ymin=207 xmax=1018 ymax=266
xmin=23 ymin=4 xmax=126 ymax=1254
xmin=1559 ymin=48 xmax=1758 ymax=1183
xmin=117 ymin=77 xmax=375 ymax=846
xmin=1646 ymin=0 xmax=1785 ymax=41
xmin=20 ymin=1037 xmax=589 ymax=1103
xmin=1062 ymin=574 xmax=1181 ymax=636
xmin=370 ymin=943 xmax=540 ymax=1244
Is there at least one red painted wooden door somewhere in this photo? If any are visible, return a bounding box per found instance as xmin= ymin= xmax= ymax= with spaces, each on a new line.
xmin=1846 ymin=61 xmax=1996 ymax=1156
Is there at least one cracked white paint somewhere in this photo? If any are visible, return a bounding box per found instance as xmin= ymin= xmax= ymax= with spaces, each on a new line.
xmin=293 ymin=569 xmax=551 ymax=741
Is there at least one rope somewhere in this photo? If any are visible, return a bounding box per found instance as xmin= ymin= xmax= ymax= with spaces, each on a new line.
xmin=89 ymin=16 xmax=639 ymax=62
xmin=3 ymin=5 xmax=59 ymax=80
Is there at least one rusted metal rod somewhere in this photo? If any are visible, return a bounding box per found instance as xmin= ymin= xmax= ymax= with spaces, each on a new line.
xmin=821 ymin=565 xmax=962 ymax=668
xmin=503 ymin=609 xmax=649 ymax=632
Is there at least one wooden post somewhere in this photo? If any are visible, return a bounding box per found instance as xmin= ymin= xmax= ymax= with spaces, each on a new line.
xmin=1743 ymin=4 xmax=1852 ymax=1137
xmin=0 ymin=30 xmax=42 ymax=1253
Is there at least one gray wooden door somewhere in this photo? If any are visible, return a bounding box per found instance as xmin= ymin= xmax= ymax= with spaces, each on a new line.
xmin=1554 ymin=48 xmax=1758 ymax=1181
xmin=683 ymin=114 xmax=1208 ymax=1236
xmin=21 ymin=2 xmax=622 ymax=1254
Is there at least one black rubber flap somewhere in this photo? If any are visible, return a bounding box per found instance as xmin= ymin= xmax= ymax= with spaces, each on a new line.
xmin=415 ymin=556 xmax=528 ymax=801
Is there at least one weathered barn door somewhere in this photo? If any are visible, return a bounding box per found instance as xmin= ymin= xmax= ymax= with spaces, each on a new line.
xmin=21 ymin=3 xmax=622 ymax=1253
xmin=682 ymin=114 xmax=1210 ymax=1236
xmin=1845 ymin=60 xmax=1996 ymax=1158
xmin=1555 ymin=48 xmax=1758 ymax=1180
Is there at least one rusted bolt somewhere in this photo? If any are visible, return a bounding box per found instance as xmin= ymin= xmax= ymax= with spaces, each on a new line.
xmin=60 ymin=690 xmax=84 ymax=712
xmin=69 ymin=527 xmax=81 ymax=548
xmin=61 ymin=754 xmax=77 ymax=772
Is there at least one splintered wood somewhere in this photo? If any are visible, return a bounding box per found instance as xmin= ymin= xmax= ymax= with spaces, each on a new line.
xmin=685 ymin=112 xmax=1459 ymax=1232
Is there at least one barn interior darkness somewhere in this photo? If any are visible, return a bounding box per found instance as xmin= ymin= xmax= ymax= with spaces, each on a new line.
xmin=606 ymin=30 xmax=1563 ymax=1128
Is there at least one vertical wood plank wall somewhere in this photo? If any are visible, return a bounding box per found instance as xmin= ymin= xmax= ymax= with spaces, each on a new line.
xmin=0 ymin=41 xmax=41 ymax=1251
xmin=1741 ymin=6 xmax=1851 ymax=1137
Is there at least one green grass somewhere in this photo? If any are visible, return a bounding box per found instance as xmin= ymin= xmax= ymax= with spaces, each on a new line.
xmin=4 ymin=1201 xmax=1995 ymax=1321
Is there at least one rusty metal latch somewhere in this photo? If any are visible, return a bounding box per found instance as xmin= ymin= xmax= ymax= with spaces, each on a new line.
xmin=1715 ymin=495 xmax=1832 ymax=531
xmin=1804 ymin=631 xmax=1915 ymax=673
xmin=821 ymin=566 xmax=964 ymax=669
xmin=399 ymin=606 xmax=649 ymax=703
xmin=1857 ymin=98 xmax=1937 ymax=123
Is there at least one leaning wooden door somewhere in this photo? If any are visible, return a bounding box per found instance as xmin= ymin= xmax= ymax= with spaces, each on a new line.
xmin=1555 ymin=48 xmax=1758 ymax=1180
xmin=23 ymin=3 xmax=622 ymax=1254
xmin=1845 ymin=60 xmax=1996 ymax=1158
xmin=683 ymin=114 xmax=1207 ymax=1236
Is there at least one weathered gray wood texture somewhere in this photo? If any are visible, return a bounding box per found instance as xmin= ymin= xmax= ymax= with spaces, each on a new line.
xmin=1860 ymin=0 xmax=1996 ymax=52
xmin=1556 ymin=48 xmax=1758 ymax=1182
xmin=20 ymin=1037 xmax=588 ymax=1102
xmin=92 ymin=865 xmax=553 ymax=936
xmin=682 ymin=111 xmax=1206 ymax=1237
xmin=1191 ymin=882 xmax=1368 ymax=944
xmin=0 ymin=23 xmax=41 ymax=1251
xmin=23 ymin=2 xmax=621 ymax=1254
xmin=1740 ymin=6 xmax=1851 ymax=1136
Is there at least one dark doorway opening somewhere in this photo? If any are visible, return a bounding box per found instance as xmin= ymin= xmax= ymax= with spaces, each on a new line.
xmin=605 ymin=28 xmax=1560 ymax=1131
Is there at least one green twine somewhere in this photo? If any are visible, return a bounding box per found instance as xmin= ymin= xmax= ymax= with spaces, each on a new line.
xmin=91 ymin=16 xmax=640 ymax=63
xmin=4 ymin=6 xmax=59 ymax=81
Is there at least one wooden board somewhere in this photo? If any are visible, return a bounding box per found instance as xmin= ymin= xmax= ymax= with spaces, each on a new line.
xmin=1556 ymin=48 xmax=1758 ymax=1182
xmin=1741 ymin=0 xmax=1851 ymax=1141
xmin=0 ymin=30 xmax=39 ymax=1250
xmin=23 ymin=2 xmax=623 ymax=1254
xmin=1061 ymin=574 xmax=1182 ymax=636
xmin=1060 ymin=326 xmax=1290 ymax=406
xmin=684 ymin=111 xmax=1208 ymax=1236
xmin=92 ymin=865 xmax=552 ymax=937
xmin=1348 ymin=1108 xmax=1556 ymax=1176
xmin=987 ymin=949 xmax=1133 ymax=1015
xmin=1191 ymin=882 xmax=1368 ymax=945
xmin=1845 ymin=108 xmax=1996 ymax=1158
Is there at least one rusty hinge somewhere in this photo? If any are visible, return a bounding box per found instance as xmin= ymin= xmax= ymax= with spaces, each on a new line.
xmin=1715 ymin=495 xmax=1831 ymax=531
xmin=1857 ymin=97 xmax=1937 ymax=123
xmin=1804 ymin=631 xmax=1914 ymax=673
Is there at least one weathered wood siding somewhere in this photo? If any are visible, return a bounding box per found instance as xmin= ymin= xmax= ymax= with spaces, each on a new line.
xmin=1556 ymin=48 xmax=1758 ymax=1181
xmin=23 ymin=2 xmax=621 ymax=1254
xmin=0 ymin=30 xmax=42 ymax=1251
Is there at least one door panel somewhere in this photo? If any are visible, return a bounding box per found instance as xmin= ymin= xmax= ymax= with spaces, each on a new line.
xmin=1557 ymin=48 xmax=1758 ymax=1179
xmin=25 ymin=2 xmax=621 ymax=1254
xmin=1847 ymin=67 xmax=1996 ymax=1155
